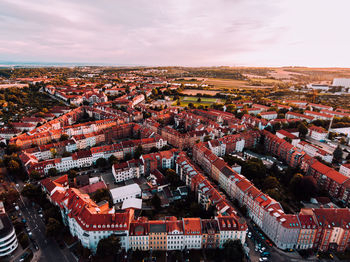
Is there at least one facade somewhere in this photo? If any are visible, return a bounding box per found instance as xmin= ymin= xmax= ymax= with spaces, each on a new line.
xmin=0 ymin=203 xmax=18 ymax=257
xmin=308 ymin=126 xmax=328 ymax=141
xmin=112 ymin=159 xmax=144 ymax=183
xmin=339 ymin=164 xmax=350 ymax=178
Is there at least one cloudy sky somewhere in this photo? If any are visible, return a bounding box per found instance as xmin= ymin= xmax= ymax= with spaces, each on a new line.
xmin=1 ymin=0 xmax=350 ymax=67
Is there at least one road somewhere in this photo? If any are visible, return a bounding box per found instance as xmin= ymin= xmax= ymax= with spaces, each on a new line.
xmin=6 ymin=172 xmax=76 ymax=262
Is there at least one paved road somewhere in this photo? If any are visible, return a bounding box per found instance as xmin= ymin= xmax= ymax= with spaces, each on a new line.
xmin=6 ymin=171 xmax=76 ymax=262
xmin=16 ymin=196 xmax=76 ymax=262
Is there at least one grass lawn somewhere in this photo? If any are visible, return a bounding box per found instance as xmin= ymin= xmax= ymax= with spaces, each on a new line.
xmin=174 ymin=96 xmax=223 ymax=107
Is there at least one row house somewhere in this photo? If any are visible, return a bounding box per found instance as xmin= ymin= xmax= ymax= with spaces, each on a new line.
xmin=320 ymin=109 xmax=350 ymax=118
xmin=112 ymin=159 xmax=144 ymax=183
xmin=285 ymin=112 xmax=314 ymax=123
xmin=297 ymin=141 xmax=333 ymax=163
xmin=241 ymin=114 xmax=267 ymax=130
xmin=300 ymin=208 xmax=350 ymax=252
xmin=307 ymin=161 xmax=350 ymax=204
xmin=308 ymin=103 xmax=333 ymax=111
xmin=263 ymin=131 xmax=350 ymax=205
xmin=308 ymin=125 xmax=328 ymax=141
xmin=141 ymin=149 xmax=179 ymax=175
xmin=304 ymin=110 xmax=333 ymax=121
xmin=260 ymin=111 xmax=278 ymax=120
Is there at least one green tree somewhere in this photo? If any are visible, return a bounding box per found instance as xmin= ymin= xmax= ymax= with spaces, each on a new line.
xmin=46 ymin=218 xmax=61 ymax=237
xmin=48 ymin=168 xmax=58 ymax=177
xmin=222 ymin=239 xmax=245 ymax=262
xmin=299 ymin=176 xmax=318 ymax=201
xmin=96 ymin=234 xmax=121 ymax=258
xmin=263 ymin=176 xmax=279 ymax=190
xmin=59 ymin=134 xmax=69 ymax=141
xmin=30 ymin=170 xmax=41 ymax=181
xmin=7 ymin=159 xmax=20 ymax=173
xmin=151 ymin=194 xmax=162 ymax=211
xmin=134 ymin=145 xmax=143 ymax=159
xmin=108 ymin=155 xmax=118 ymax=165
xmin=18 ymin=233 xmax=29 ymax=248
xmin=68 ymin=169 xmax=78 ymax=179
xmin=333 ymin=145 xmax=343 ymax=163
xmin=91 ymin=188 xmax=111 ymax=204
xmin=289 ymin=173 xmax=303 ymax=194
xmin=165 ymin=169 xmax=180 ymax=189
xmin=96 ymin=157 xmax=107 ymax=168
xmin=150 ymin=146 xmax=158 ymax=153
xmin=298 ymin=122 xmax=308 ymax=138
xmin=21 ymin=184 xmax=41 ymax=199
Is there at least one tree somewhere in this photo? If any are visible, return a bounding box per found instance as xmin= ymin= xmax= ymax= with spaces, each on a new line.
xmin=165 ymin=169 xmax=180 ymax=189
xmin=289 ymin=173 xmax=303 ymax=195
xmin=50 ymin=148 xmax=57 ymax=158
xmin=62 ymin=151 xmax=72 ymax=157
xmin=59 ymin=134 xmax=69 ymax=141
xmin=18 ymin=233 xmax=29 ymax=248
xmin=263 ymin=176 xmax=279 ymax=190
xmin=134 ymin=145 xmax=143 ymax=159
xmin=96 ymin=234 xmax=121 ymax=258
xmin=91 ymin=188 xmax=111 ymax=204
xmin=7 ymin=159 xmax=20 ymax=173
xmin=242 ymin=159 xmax=266 ymax=181
xmin=298 ymin=123 xmax=308 ymax=138
xmin=203 ymin=135 xmax=211 ymax=142
xmin=30 ymin=170 xmax=41 ymax=181
xmin=299 ymin=176 xmax=318 ymax=201
xmin=222 ymin=239 xmax=245 ymax=262
xmin=197 ymin=97 xmax=201 ymax=102
xmin=68 ymin=169 xmax=78 ymax=179
xmin=151 ymin=194 xmax=161 ymax=211
xmin=188 ymin=103 xmax=195 ymax=109
xmin=96 ymin=157 xmax=107 ymax=168
xmin=333 ymin=146 xmax=343 ymax=163
xmin=21 ymin=184 xmax=41 ymax=199
xmin=46 ymin=218 xmax=61 ymax=237
xmin=284 ymin=137 xmax=292 ymax=143
xmin=108 ymin=155 xmax=118 ymax=165
xmin=150 ymin=146 xmax=158 ymax=153
xmin=48 ymin=168 xmax=58 ymax=177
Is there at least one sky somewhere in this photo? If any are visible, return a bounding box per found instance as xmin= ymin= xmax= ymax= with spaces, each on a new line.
xmin=1 ymin=0 xmax=350 ymax=67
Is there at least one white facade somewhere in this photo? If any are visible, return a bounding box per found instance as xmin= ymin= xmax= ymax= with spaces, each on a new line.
xmin=62 ymin=210 xmax=129 ymax=252
xmin=339 ymin=164 xmax=350 ymax=178
xmin=167 ymin=230 xmax=184 ymax=250
xmin=183 ymin=234 xmax=202 ymax=249
xmin=0 ymin=227 xmax=18 ymax=257
xmin=309 ymin=130 xmax=327 ymax=141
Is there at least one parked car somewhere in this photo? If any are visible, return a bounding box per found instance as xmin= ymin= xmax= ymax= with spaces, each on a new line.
xmin=19 ymin=251 xmax=30 ymax=262
xmin=32 ymin=240 xmax=39 ymax=251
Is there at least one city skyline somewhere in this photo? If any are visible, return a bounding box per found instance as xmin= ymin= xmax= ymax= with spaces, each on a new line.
xmin=1 ymin=0 xmax=350 ymax=67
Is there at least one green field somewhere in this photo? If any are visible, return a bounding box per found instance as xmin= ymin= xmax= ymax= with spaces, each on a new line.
xmin=174 ymin=96 xmax=223 ymax=107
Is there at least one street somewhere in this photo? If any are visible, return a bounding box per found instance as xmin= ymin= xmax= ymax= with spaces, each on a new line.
xmin=4 ymin=171 xmax=76 ymax=262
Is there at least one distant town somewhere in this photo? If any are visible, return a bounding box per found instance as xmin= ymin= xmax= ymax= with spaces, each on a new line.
xmin=1 ymin=66 xmax=350 ymax=262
